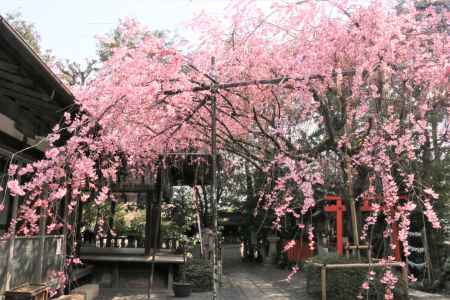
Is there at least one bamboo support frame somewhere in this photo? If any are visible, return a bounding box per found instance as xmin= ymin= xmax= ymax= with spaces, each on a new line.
xmin=310 ymin=262 xmax=409 ymax=300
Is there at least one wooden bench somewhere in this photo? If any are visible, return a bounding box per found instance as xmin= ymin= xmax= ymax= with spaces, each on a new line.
xmin=80 ymin=248 xmax=185 ymax=290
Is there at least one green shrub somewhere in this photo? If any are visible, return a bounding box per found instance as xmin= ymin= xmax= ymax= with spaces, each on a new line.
xmin=304 ymin=253 xmax=408 ymax=300
xmin=178 ymin=258 xmax=213 ymax=292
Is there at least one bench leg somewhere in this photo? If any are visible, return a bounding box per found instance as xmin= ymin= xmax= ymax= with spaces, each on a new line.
xmin=168 ymin=265 xmax=174 ymax=290
xmin=113 ymin=263 xmax=120 ymax=288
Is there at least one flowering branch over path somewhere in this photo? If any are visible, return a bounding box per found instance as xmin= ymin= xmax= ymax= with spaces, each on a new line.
xmin=1 ymin=1 xmax=448 ymax=296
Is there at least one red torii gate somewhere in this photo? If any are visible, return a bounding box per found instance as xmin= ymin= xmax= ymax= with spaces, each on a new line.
xmin=324 ymin=195 xmax=403 ymax=261
xmin=324 ymin=195 xmax=347 ymax=256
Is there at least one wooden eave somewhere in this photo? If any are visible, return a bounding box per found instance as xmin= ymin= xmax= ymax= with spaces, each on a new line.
xmin=0 ymin=15 xmax=77 ymax=158
xmin=0 ymin=15 xmax=74 ymax=110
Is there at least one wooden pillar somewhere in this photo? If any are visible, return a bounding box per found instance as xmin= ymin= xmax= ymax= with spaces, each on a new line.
xmin=167 ymin=264 xmax=174 ymax=290
xmin=4 ymin=193 xmax=19 ymax=291
xmin=149 ymin=205 xmax=161 ymax=249
xmin=336 ymin=201 xmax=344 ymax=257
xmin=144 ymin=191 xmax=152 ymax=256
xmin=145 ymin=189 xmax=160 ymax=255
xmin=113 ymin=262 xmax=120 ymax=288
xmin=75 ymin=201 xmax=83 ymax=255
xmin=392 ymin=222 xmax=401 ymax=261
xmin=321 ymin=266 xmax=327 ymax=300
xmin=106 ymin=201 xmax=116 ymax=247
xmin=60 ymin=184 xmax=71 ymax=295
xmin=38 ymin=205 xmax=47 ymax=283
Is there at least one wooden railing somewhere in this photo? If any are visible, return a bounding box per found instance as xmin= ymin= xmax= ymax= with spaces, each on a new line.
xmin=80 ymin=235 xmax=179 ymax=251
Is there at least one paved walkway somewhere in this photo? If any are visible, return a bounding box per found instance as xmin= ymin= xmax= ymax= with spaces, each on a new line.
xmin=216 ymin=260 xmax=313 ymax=299
xmin=98 ymin=258 xmax=314 ymax=299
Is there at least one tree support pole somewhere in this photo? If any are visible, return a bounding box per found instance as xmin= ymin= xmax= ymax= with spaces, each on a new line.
xmin=344 ymin=114 xmax=360 ymax=258
xmin=210 ymin=56 xmax=220 ymax=300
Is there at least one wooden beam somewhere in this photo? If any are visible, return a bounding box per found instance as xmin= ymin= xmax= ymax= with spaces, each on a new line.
xmin=0 ymin=60 xmax=20 ymax=74
xmin=0 ymin=89 xmax=60 ymax=120
xmin=0 ymin=78 xmax=51 ymax=102
xmin=0 ymin=49 xmax=10 ymax=60
xmin=0 ymin=69 xmax=34 ymax=87
xmin=0 ymin=131 xmax=43 ymax=159
xmin=0 ymin=22 xmax=74 ymax=108
xmin=0 ymin=95 xmax=53 ymax=138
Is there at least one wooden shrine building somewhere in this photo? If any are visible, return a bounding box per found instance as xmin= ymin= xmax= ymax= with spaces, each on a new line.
xmin=0 ymin=15 xmax=74 ymax=296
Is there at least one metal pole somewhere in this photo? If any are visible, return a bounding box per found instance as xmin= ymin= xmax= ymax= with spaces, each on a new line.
xmin=210 ymin=56 xmax=219 ymax=300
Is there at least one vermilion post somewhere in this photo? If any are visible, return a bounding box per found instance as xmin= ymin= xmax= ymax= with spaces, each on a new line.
xmin=392 ymin=221 xmax=401 ymax=261
xmin=324 ymin=195 xmax=346 ymax=256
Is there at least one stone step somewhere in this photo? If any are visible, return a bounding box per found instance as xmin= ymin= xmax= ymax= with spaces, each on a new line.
xmin=409 ymin=288 xmax=450 ymax=299
xmin=71 ymin=284 xmax=100 ymax=300
xmin=55 ymin=295 xmax=85 ymax=300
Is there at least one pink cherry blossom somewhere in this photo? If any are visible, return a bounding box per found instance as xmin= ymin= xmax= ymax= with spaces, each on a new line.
xmin=7 ymin=180 xmax=25 ymax=197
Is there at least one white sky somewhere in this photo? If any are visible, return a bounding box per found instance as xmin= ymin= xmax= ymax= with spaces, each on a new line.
xmin=0 ymin=0 xmax=234 ymax=63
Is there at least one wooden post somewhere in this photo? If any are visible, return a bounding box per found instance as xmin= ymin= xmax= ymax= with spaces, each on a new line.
xmin=392 ymin=222 xmax=401 ymax=261
xmin=75 ymin=200 xmax=83 ymax=255
xmin=401 ymin=264 xmax=408 ymax=290
xmin=113 ymin=262 xmax=119 ymax=288
xmin=144 ymin=192 xmax=153 ymax=256
xmin=148 ymin=167 xmax=163 ymax=299
xmin=4 ymin=193 xmax=19 ymax=291
xmin=193 ymin=187 xmax=204 ymax=256
xmin=168 ymin=264 xmax=174 ymax=290
xmin=38 ymin=205 xmax=47 ymax=283
xmin=60 ymin=183 xmax=71 ymax=295
xmin=321 ymin=265 xmax=327 ymax=300
xmin=106 ymin=200 xmax=116 ymax=247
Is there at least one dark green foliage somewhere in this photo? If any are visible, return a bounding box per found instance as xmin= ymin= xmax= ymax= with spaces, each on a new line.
xmin=304 ymin=254 xmax=408 ymax=300
xmin=178 ymin=259 xmax=213 ymax=292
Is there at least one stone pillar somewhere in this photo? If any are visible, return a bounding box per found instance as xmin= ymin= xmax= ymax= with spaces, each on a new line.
xmin=266 ymin=235 xmax=280 ymax=264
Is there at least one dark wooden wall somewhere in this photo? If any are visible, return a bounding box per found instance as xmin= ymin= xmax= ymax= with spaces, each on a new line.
xmin=0 ymin=45 xmax=61 ymax=139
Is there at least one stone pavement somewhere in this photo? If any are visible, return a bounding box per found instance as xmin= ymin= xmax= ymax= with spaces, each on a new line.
xmin=98 ymin=258 xmax=314 ymax=300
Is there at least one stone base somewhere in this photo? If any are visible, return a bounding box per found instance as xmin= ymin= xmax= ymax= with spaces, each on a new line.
xmin=71 ymin=284 xmax=99 ymax=300
xmin=409 ymin=288 xmax=450 ymax=300
xmin=56 ymin=295 xmax=85 ymax=300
